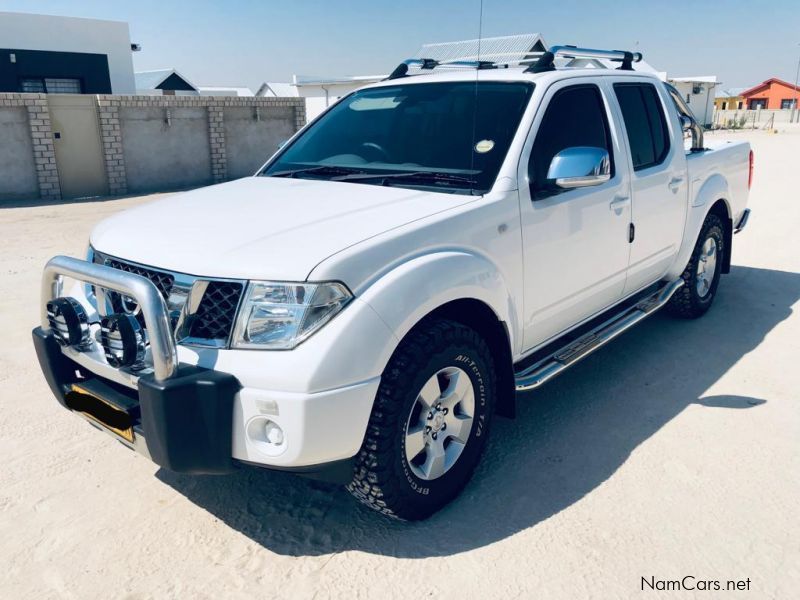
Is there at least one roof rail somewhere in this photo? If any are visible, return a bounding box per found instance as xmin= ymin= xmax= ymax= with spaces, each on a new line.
xmin=526 ymin=45 xmax=643 ymax=73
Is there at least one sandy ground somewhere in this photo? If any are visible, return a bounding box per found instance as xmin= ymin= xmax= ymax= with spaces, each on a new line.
xmin=1 ymin=131 xmax=798 ymax=599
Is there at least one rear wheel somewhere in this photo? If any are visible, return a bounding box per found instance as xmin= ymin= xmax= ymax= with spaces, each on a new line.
xmin=667 ymin=213 xmax=725 ymax=318
xmin=347 ymin=318 xmax=496 ymax=520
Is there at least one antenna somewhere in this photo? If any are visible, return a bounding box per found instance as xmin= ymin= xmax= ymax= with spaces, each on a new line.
xmin=468 ymin=0 xmax=484 ymax=195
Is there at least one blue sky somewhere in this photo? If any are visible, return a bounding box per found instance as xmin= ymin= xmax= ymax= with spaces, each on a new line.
xmin=2 ymin=0 xmax=798 ymax=91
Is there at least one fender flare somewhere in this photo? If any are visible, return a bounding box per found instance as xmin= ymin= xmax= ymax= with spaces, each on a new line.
xmin=665 ymin=174 xmax=732 ymax=280
xmin=358 ymin=250 xmax=520 ymax=362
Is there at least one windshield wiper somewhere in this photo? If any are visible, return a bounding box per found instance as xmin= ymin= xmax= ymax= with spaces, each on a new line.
xmin=333 ymin=170 xmax=479 ymax=189
xmin=266 ymin=165 xmax=366 ymax=178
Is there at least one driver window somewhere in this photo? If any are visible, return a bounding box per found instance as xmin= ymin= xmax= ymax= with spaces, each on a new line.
xmin=529 ymin=84 xmax=614 ymax=199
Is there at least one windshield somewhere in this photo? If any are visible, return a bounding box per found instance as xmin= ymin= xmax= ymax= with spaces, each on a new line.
xmin=261 ymin=81 xmax=534 ymax=194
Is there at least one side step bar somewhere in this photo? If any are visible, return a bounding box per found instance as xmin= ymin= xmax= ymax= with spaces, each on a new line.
xmin=514 ymin=279 xmax=684 ymax=392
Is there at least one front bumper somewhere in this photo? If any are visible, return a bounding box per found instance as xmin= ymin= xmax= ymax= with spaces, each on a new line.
xmin=34 ymin=326 xmax=239 ymax=474
xmin=34 ymin=255 xmax=389 ymax=478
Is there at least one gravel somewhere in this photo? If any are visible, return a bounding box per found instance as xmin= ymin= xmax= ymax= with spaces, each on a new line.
xmin=1 ymin=131 xmax=797 ymax=599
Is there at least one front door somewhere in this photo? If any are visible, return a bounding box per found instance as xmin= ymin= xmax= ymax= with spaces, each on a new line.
xmin=518 ymin=81 xmax=632 ymax=350
xmin=609 ymin=79 xmax=688 ymax=294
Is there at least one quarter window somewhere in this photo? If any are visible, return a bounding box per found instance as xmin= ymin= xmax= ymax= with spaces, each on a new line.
xmin=614 ymin=83 xmax=670 ymax=171
xmin=529 ymin=84 xmax=613 ymax=197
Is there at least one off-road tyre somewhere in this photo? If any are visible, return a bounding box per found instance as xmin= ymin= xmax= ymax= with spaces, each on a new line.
xmin=347 ymin=318 xmax=496 ymax=520
xmin=666 ymin=213 xmax=726 ymax=318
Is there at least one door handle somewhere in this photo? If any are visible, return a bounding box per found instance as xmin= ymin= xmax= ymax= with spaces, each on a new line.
xmin=609 ymin=195 xmax=630 ymax=213
xmin=668 ymin=177 xmax=684 ymax=192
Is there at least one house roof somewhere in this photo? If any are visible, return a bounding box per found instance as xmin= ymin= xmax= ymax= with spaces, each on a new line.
xmin=566 ymin=57 xmax=663 ymax=78
xmin=134 ymin=68 xmax=196 ymax=91
xmin=669 ymin=75 xmax=718 ymax=84
xmin=292 ymin=75 xmax=385 ymax=87
xmin=256 ymin=82 xmax=298 ymax=97
xmin=197 ymin=86 xmax=253 ymax=97
xmin=716 ymin=87 xmax=745 ymax=99
xmin=740 ymin=77 xmax=800 ymax=98
xmin=414 ymin=33 xmax=547 ymax=63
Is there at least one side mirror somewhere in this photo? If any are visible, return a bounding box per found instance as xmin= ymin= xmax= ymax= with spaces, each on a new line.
xmin=546 ymin=146 xmax=611 ymax=189
xmin=679 ymin=115 xmax=694 ymax=132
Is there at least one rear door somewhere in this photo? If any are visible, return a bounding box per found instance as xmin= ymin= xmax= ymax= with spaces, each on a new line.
xmin=608 ymin=79 xmax=688 ymax=293
xmin=517 ymin=79 xmax=633 ymax=350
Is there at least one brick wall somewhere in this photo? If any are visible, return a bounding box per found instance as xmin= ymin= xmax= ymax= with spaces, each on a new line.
xmin=0 ymin=94 xmax=60 ymax=200
xmin=0 ymin=93 xmax=306 ymax=202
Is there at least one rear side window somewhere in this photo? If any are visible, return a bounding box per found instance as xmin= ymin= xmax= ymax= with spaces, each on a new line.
xmin=614 ymin=83 xmax=670 ymax=170
xmin=529 ymin=84 xmax=613 ymax=196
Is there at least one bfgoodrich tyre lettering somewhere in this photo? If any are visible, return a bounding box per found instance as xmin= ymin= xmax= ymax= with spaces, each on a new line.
xmin=347 ymin=318 xmax=496 ymax=520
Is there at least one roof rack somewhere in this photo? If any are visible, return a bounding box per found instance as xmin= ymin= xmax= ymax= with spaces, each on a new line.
xmin=386 ymin=44 xmax=643 ymax=80
xmin=525 ymin=45 xmax=643 ymax=73
xmin=387 ymin=58 xmax=499 ymax=80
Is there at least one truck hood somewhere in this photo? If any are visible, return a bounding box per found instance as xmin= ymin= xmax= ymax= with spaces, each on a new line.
xmin=91 ymin=176 xmax=474 ymax=281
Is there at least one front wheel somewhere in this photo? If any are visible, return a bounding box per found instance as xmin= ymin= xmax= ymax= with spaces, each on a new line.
xmin=667 ymin=213 xmax=726 ymax=318
xmin=347 ymin=318 xmax=496 ymax=520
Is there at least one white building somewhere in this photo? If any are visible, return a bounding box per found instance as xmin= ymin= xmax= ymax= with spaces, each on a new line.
xmin=668 ymin=76 xmax=719 ymax=127
xmin=290 ymin=75 xmax=386 ymax=120
xmin=0 ymin=11 xmax=137 ymax=94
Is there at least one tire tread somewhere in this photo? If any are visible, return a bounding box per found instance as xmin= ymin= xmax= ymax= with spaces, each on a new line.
xmin=347 ymin=318 xmax=495 ymax=520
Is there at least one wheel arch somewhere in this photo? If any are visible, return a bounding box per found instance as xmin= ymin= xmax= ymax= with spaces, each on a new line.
xmin=707 ymin=198 xmax=733 ymax=274
xmin=358 ymin=251 xmax=519 ymax=418
xmin=423 ymin=299 xmax=516 ymax=418
xmin=666 ymin=174 xmax=733 ymax=281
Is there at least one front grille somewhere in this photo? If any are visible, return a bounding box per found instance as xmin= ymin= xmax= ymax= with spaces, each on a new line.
xmin=188 ymin=281 xmax=244 ymax=340
xmin=106 ymin=259 xmax=174 ymax=304
xmin=101 ymin=256 xmax=244 ymax=345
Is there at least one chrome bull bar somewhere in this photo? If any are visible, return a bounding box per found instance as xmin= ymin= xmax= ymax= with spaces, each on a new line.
xmin=41 ymin=255 xmax=178 ymax=381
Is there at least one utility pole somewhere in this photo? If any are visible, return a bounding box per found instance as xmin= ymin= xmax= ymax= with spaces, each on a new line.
xmin=793 ymin=43 xmax=800 ymax=123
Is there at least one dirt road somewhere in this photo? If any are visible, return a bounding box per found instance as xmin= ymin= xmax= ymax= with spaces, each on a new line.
xmin=1 ymin=132 xmax=798 ymax=599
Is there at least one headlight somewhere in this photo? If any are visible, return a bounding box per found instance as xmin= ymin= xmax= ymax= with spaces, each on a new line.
xmin=231 ymin=281 xmax=352 ymax=350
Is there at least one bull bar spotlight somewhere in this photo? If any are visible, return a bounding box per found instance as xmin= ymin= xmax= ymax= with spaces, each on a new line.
xmin=100 ymin=313 xmax=147 ymax=369
xmin=46 ymin=297 xmax=92 ymax=349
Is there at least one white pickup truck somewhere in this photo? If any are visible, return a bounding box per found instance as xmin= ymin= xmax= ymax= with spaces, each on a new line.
xmin=33 ymin=46 xmax=752 ymax=520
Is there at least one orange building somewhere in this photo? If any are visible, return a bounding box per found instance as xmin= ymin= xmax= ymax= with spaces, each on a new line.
xmin=740 ymin=78 xmax=800 ymax=110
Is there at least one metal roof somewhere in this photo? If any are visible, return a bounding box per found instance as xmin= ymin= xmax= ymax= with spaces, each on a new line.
xmin=292 ymin=75 xmax=386 ymax=87
xmin=134 ymin=68 xmax=197 ymax=91
xmin=670 ymin=75 xmax=718 ymax=84
xmin=563 ymin=57 xmax=663 ymax=78
xmin=256 ymin=82 xmax=297 ymax=97
xmin=414 ymin=33 xmax=547 ymax=63
xmin=197 ymin=86 xmax=254 ymax=97
xmin=716 ymin=87 xmax=746 ymax=98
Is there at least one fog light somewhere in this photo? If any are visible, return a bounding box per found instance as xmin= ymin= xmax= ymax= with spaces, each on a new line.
xmin=245 ymin=416 xmax=287 ymax=456
xmin=100 ymin=313 xmax=146 ymax=369
xmin=46 ymin=297 xmax=91 ymax=349
xmin=264 ymin=420 xmax=284 ymax=445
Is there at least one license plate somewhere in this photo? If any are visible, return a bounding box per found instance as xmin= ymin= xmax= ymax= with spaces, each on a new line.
xmin=66 ymin=384 xmax=135 ymax=443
